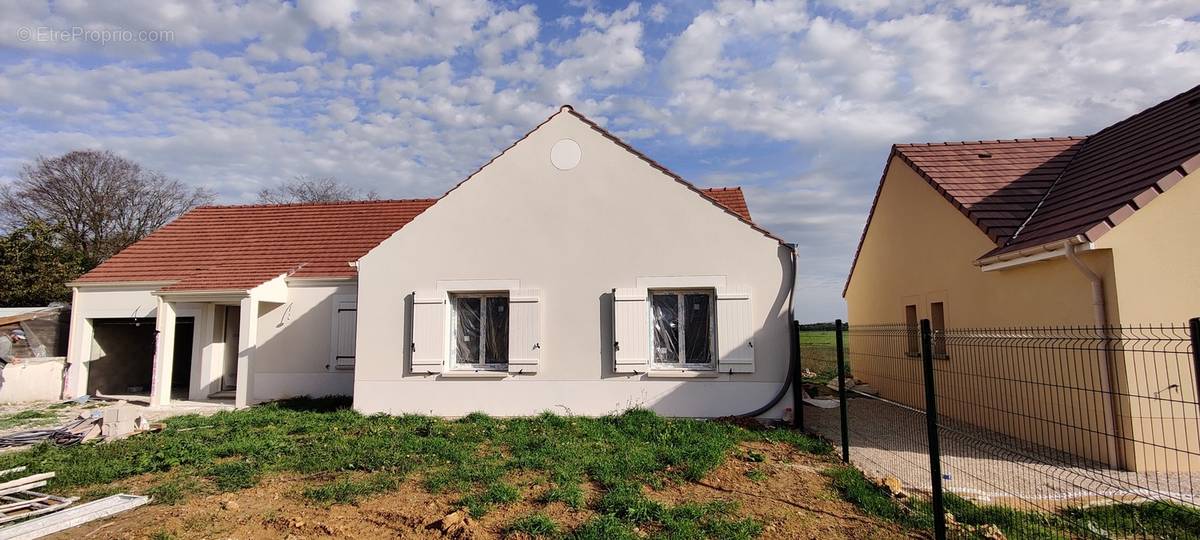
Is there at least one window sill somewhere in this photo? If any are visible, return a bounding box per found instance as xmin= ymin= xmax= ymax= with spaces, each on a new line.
xmin=645 ymin=370 xmax=720 ymax=379
xmin=440 ymin=370 xmax=510 ymax=379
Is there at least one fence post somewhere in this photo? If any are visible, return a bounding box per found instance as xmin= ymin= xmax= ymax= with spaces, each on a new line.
xmin=836 ymin=319 xmax=849 ymax=464
xmin=920 ymin=319 xmax=947 ymax=540
xmin=1191 ymin=317 xmax=1200 ymax=410
xmin=792 ymin=319 xmax=803 ymax=429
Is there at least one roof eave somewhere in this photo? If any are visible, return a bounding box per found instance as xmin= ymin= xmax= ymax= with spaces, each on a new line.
xmin=975 ymin=236 xmax=1092 ymax=271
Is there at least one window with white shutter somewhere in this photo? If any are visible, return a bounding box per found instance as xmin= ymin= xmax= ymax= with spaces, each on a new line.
xmin=716 ymin=288 xmax=755 ymax=373
xmin=411 ymin=290 xmax=447 ymax=374
xmin=507 ymin=289 xmax=541 ymax=374
xmin=450 ymin=292 xmax=510 ymax=370
xmin=331 ymin=300 xmax=357 ymax=370
xmin=650 ymin=289 xmax=716 ymax=370
xmin=612 ymin=287 xmax=649 ymax=373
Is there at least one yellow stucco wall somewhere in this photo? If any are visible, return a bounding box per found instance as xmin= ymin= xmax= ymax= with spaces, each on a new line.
xmin=1098 ymin=170 xmax=1200 ymax=323
xmin=1094 ymin=170 xmax=1200 ymax=471
xmin=845 ymin=156 xmax=1117 ymax=328
xmin=844 ymin=157 xmax=1129 ymax=468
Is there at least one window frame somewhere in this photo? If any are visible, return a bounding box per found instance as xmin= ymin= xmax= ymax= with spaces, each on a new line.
xmin=648 ymin=288 xmax=717 ymax=370
xmin=449 ymin=291 xmax=510 ymax=371
xmin=930 ymin=301 xmax=948 ymax=359
xmin=904 ymin=304 xmax=920 ymax=357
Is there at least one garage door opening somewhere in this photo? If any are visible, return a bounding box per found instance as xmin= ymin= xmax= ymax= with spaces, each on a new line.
xmin=88 ymin=317 xmax=194 ymax=396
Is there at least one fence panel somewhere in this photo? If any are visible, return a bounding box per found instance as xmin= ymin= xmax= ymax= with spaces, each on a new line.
xmin=804 ymin=320 xmax=1200 ymax=539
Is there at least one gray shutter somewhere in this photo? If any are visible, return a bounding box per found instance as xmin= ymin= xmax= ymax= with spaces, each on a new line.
xmin=411 ymin=290 xmax=446 ymax=374
xmin=334 ymin=301 xmax=357 ymax=369
xmin=507 ymin=289 xmax=541 ymax=374
xmin=613 ymin=287 xmax=649 ymax=373
xmin=716 ymin=288 xmax=754 ymax=373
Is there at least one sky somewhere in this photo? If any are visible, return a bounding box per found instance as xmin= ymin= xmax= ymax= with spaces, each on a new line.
xmin=1 ymin=0 xmax=1198 ymax=322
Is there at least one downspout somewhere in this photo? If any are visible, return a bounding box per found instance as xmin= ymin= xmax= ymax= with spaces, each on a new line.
xmin=1064 ymin=241 xmax=1126 ymax=469
xmin=737 ymin=243 xmax=798 ymax=418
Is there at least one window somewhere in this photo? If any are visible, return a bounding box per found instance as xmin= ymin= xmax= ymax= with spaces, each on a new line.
xmin=651 ymin=290 xmax=715 ymax=368
xmin=451 ymin=293 xmax=509 ymax=369
xmin=905 ymin=304 xmax=919 ymax=356
xmin=930 ymin=301 xmax=947 ymax=358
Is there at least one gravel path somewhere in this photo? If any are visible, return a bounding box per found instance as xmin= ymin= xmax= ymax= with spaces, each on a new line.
xmin=805 ymin=398 xmax=1200 ymax=509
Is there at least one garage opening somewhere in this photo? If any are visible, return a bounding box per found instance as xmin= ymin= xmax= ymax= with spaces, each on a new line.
xmin=87 ymin=317 xmax=194 ymax=396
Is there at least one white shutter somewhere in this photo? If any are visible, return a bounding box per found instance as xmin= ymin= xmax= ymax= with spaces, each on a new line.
xmin=612 ymin=287 xmax=649 ymax=373
xmin=333 ymin=301 xmax=357 ymax=369
xmin=507 ymin=289 xmax=541 ymax=374
xmin=716 ymin=288 xmax=754 ymax=373
xmin=411 ymin=290 xmax=446 ymax=374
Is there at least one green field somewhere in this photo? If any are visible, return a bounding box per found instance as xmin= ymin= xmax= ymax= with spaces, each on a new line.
xmin=798 ymin=330 xmax=840 ymax=384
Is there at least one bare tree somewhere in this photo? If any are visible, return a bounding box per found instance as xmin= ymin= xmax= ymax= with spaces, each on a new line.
xmin=257 ymin=175 xmax=379 ymax=204
xmin=0 ymin=150 xmax=214 ymax=265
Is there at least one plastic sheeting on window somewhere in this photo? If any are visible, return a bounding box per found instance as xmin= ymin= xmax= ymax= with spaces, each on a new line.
xmin=455 ymin=297 xmax=482 ymax=364
xmin=652 ymin=293 xmax=680 ymax=364
xmin=684 ymin=293 xmax=712 ymax=364
xmin=485 ymin=297 xmax=509 ymax=364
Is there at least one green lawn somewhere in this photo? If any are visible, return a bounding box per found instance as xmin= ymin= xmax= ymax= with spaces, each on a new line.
xmin=826 ymin=465 xmax=1200 ymax=540
xmin=799 ymin=330 xmax=841 ymax=384
xmin=0 ymin=396 xmax=830 ymax=539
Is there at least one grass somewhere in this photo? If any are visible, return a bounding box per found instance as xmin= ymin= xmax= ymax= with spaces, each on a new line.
xmin=827 ymin=465 xmax=1200 ymax=539
xmin=0 ymin=409 xmax=61 ymax=430
xmin=798 ymin=330 xmax=841 ymax=384
xmin=0 ymin=396 xmax=830 ymax=539
xmin=505 ymin=512 xmax=560 ymax=538
xmin=302 ymin=472 xmax=400 ymax=506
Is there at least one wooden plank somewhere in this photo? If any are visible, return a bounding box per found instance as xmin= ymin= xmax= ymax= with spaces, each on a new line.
xmin=0 ymin=474 xmax=52 ymax=493
xmin=0 ymin=482 xmax=47 ymax=498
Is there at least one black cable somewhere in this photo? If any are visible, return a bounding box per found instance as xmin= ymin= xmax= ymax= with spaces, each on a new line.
xmin=736 ymin=243 xmax=799 ymax=418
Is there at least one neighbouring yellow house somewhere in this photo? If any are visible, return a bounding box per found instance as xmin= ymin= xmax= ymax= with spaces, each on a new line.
xmin=843 ymin=83 xmax=1200 ymax=471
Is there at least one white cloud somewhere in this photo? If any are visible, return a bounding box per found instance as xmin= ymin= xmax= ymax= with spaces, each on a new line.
xmin=2 ymin=0 xmax=1198 ymax=321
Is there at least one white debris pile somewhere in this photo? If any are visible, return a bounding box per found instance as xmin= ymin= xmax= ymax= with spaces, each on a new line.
xmin=825 ymin=376 xmax=879 ymax=396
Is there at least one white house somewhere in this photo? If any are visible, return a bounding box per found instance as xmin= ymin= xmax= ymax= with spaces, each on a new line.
xmin=63 ymin=106 xmax=797 ymax=418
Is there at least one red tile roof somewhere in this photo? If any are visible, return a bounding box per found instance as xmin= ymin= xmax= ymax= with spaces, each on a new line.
xmin=892 ymin=138 xmax=1085 ymax=245
xmin=75 ymin=108 xmax=764 ymax=293
xmin=700 ymin=187 xmax=752 ymax=222
xmin=75 ymin=199 xmax=437 ymax=291
xmin=846 ymin=83 xmax=1200 ymax=295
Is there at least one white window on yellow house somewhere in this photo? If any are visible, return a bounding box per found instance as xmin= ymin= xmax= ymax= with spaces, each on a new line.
xmin=451 ymin=293 xmax=509 ymax=370
xmin=650 ymin=289 xmax=716 ymax=369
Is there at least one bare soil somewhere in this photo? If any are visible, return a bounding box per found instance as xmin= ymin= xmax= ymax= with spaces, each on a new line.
xmin=48 ymin=441 xmax=913 ymax=539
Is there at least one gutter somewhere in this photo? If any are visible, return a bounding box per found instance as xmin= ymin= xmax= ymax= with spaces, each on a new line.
xmin=974 ymin=235 xmax=1091 ymax=271
xmin=1063 ymin=241 xmax=1126 ymax=470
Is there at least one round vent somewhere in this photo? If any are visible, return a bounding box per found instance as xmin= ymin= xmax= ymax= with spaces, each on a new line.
xmin=551 ymin=139 xmax=581 ymax=170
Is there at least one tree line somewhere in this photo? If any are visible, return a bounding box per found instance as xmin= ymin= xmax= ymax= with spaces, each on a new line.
xmin=1 ymin=149 xmax=376 ymax=307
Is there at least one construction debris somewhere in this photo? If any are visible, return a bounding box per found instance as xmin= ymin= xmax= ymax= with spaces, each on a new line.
xmin=0 ymin=469 xmax=80 ymax=538
xmin=825 ymin=376 xmax=879 ymax=396
xmin=0 ymin=494 xmax=147 ymax=540
xmin=0 ymin=415 xmax=99 ymax=449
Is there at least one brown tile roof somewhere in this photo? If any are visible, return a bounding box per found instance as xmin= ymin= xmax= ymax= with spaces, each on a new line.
xmin=700 ymin=187 xmax=752 ymax=222
xmin=75 ymin=199 xmax=437 ymax=291
xmin=892 ymin=138 xmax=1085 ymax=245
xmin=845 ymin=83 xmax=1200 ymax=295
xmin=985 ymin=84 xmax=1200 ymax=257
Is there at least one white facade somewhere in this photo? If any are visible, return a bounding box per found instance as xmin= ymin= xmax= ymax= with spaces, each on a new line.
xmin=353 ymin=108 xmax=795 ymax=418
xmin=64 ymin=280 xmax=355 ymax=407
